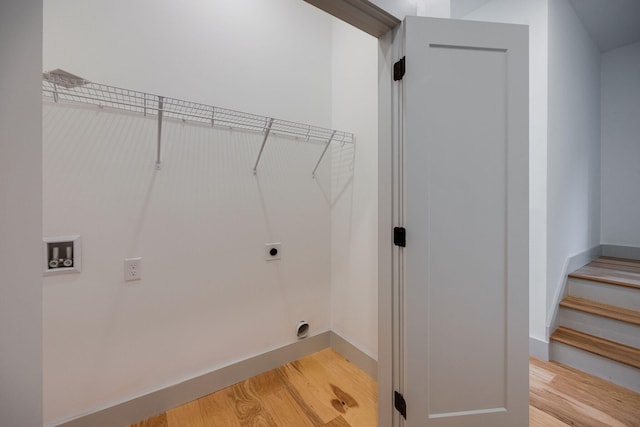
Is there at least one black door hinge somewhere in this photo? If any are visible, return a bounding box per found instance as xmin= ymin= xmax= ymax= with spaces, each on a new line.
xmin=393 ymin=56 xmax=406 ymax=81
xmin=394 ymin=391 xmax=407 ymax=419
xmin=393 ymin=227 xmax=406 ymax=247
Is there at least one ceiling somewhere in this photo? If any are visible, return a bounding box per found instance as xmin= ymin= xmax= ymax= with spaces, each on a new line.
xmin=566 ymin=0 xmax=640 ymax=52
xmin=451 ymin=0 xmax=640 ymax=52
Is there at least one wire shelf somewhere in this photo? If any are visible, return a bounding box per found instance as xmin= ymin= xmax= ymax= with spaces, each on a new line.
xmin=42 ymin=72 xmax=354 ymax=145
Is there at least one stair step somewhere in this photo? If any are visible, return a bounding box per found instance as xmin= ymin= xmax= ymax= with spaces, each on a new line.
xmin=549 ymin=341 xmax=640 ymax=393
xmin=560 ymin=296 xmax=640 ymax=326
xmin=568 ymin=278 xmax=640 ymax=311
xmin=593 ymin=256 xmax=640 ymax=271
xmin=568 ymin=257 xmax=640 ymax=290
xmin=558 ymin=307 xmax=640 ymax=348
xmin=550 ymin=327 xmax=640 ymax=369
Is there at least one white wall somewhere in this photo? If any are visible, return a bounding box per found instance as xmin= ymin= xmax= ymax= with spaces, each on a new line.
xmin=417 ymin=0 xmax=451 ymax=18
xmin=451 ymin=0 xmax=491 ymax=18
xmin=43 ymin=0 xmax=379 ymax=423
xmin=0 ymin=1 xmax=43 ymax=426
xmin=600 ymin=40 xmax=640 ymax=247
xmin=42 ymin=0 xmax=339 ymax=424
xmin=330 ymin=19 xmax=379 ymax=359
xmin=547 ymin=0 xmax=601 ymax=310
xmin=44 ymin=0 xmax=333 ymax=126
xmin=43 ymin=105 xmax=332 ymax=424
xmin=459 ymin=0 xmax=549 ymax=345
xmin=369 ymin=0 xmax=416 ymax=19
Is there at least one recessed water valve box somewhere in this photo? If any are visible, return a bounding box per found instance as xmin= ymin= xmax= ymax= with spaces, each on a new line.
xmin=43 ymin=235 xmax=81 ymax=275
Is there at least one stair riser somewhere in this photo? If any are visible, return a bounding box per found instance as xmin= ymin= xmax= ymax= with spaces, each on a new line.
xmin=567 ymin=278 xmax=640 ymax=311
xmin=550 ymin=341 xmax=640 ymax=393
xmin=557 ymin=308 xmax=640 ymax=348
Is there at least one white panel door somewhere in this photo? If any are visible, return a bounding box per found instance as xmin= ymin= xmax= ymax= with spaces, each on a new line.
xmin=399 ymin=16 xmax=529 ymax=426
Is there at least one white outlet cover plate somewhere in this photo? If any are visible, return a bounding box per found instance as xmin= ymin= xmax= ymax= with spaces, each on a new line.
xmin=124 ymin=257 xmax=142 ymax=281
xmin=265 ymin=243 xmax=282 ymax=261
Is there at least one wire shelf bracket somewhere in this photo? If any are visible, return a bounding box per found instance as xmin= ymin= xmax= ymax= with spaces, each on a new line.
xmin=155 ymin=96 xmax=164 ymax=170
xmin=252 ymin=118 xmax=274 ymax=175
xmin=312 ymin=130 xmax=336 ymax=178
xmin=42 ymin=70 xmax=355 ymax=173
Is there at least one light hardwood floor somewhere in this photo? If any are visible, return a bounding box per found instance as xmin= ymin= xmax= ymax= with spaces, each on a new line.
xmin=529 ymin=357 xmax=640 ymax=426
xmin=132 ymin=349 xmax=376 ymax=427
xmin=132 ymin=349 xmax=640 ymax=426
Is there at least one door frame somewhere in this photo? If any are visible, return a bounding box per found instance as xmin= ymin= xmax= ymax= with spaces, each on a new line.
xmin=377 ymin=24 xmax=403 ymax=427
xmin=301 ymin=2 xmax=410 ymax=425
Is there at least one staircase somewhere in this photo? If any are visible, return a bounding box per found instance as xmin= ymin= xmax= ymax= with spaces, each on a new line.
xmin=550 ymin=256 xmax=640 ymax=392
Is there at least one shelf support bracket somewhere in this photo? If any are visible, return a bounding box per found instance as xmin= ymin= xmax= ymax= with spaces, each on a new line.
xmin=312 ymin=130 xmax=336 ymax=178
xmin=252 ymin=118 xmax=274 ymax=175
xmin=155 ymin=96 xmax=164 ymax=170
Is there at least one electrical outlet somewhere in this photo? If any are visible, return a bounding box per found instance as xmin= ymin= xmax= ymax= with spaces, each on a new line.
xmin=124 ymin=257 xmax=142 ymax=281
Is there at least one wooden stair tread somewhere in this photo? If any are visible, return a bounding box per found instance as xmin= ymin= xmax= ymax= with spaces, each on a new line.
xmin=582 ymin=259 xmax=640 ymax=277
xmin=595 ymin=256 xmax=640 ymax=270
xmin=569 ymin=257 xmax=640 ymax=289
xmin=560 ymin=296 xmax=640 ymax=326
xmin=550 ymin=326 xmax=640 ymax=369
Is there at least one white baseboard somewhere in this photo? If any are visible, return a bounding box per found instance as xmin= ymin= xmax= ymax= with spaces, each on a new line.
xmin=601 ymin=244 xmax=640 ymax=260
xmin=529 ymin=336 xmax=549 ymax=361
xmin=53 ymin=330 xmax=380 ymax=427
xmin=330 ymin=331 xmax=378 ymax=380
xmin=567 ymin=245 xmax=603 ymax=273
xmin=54 ymin=332 xmax=331 ymax=427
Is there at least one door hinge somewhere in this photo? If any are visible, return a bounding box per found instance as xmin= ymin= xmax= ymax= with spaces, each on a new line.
xmin=393 ymin=227 xmax=406 ymax=247
xmin=393 ymin=56 xmax=406 ymax=81
xmin=394 ymin=391 xmax=407 ymax=419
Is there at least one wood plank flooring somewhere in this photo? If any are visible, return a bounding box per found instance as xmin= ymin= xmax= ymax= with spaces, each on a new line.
xmin=529 ymin=357 xmax=640 ymax=426
xmin=132 ymin=349 xmax=640 ymax=427
xmin=132 ymin=349 xmax=376 ymax=427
